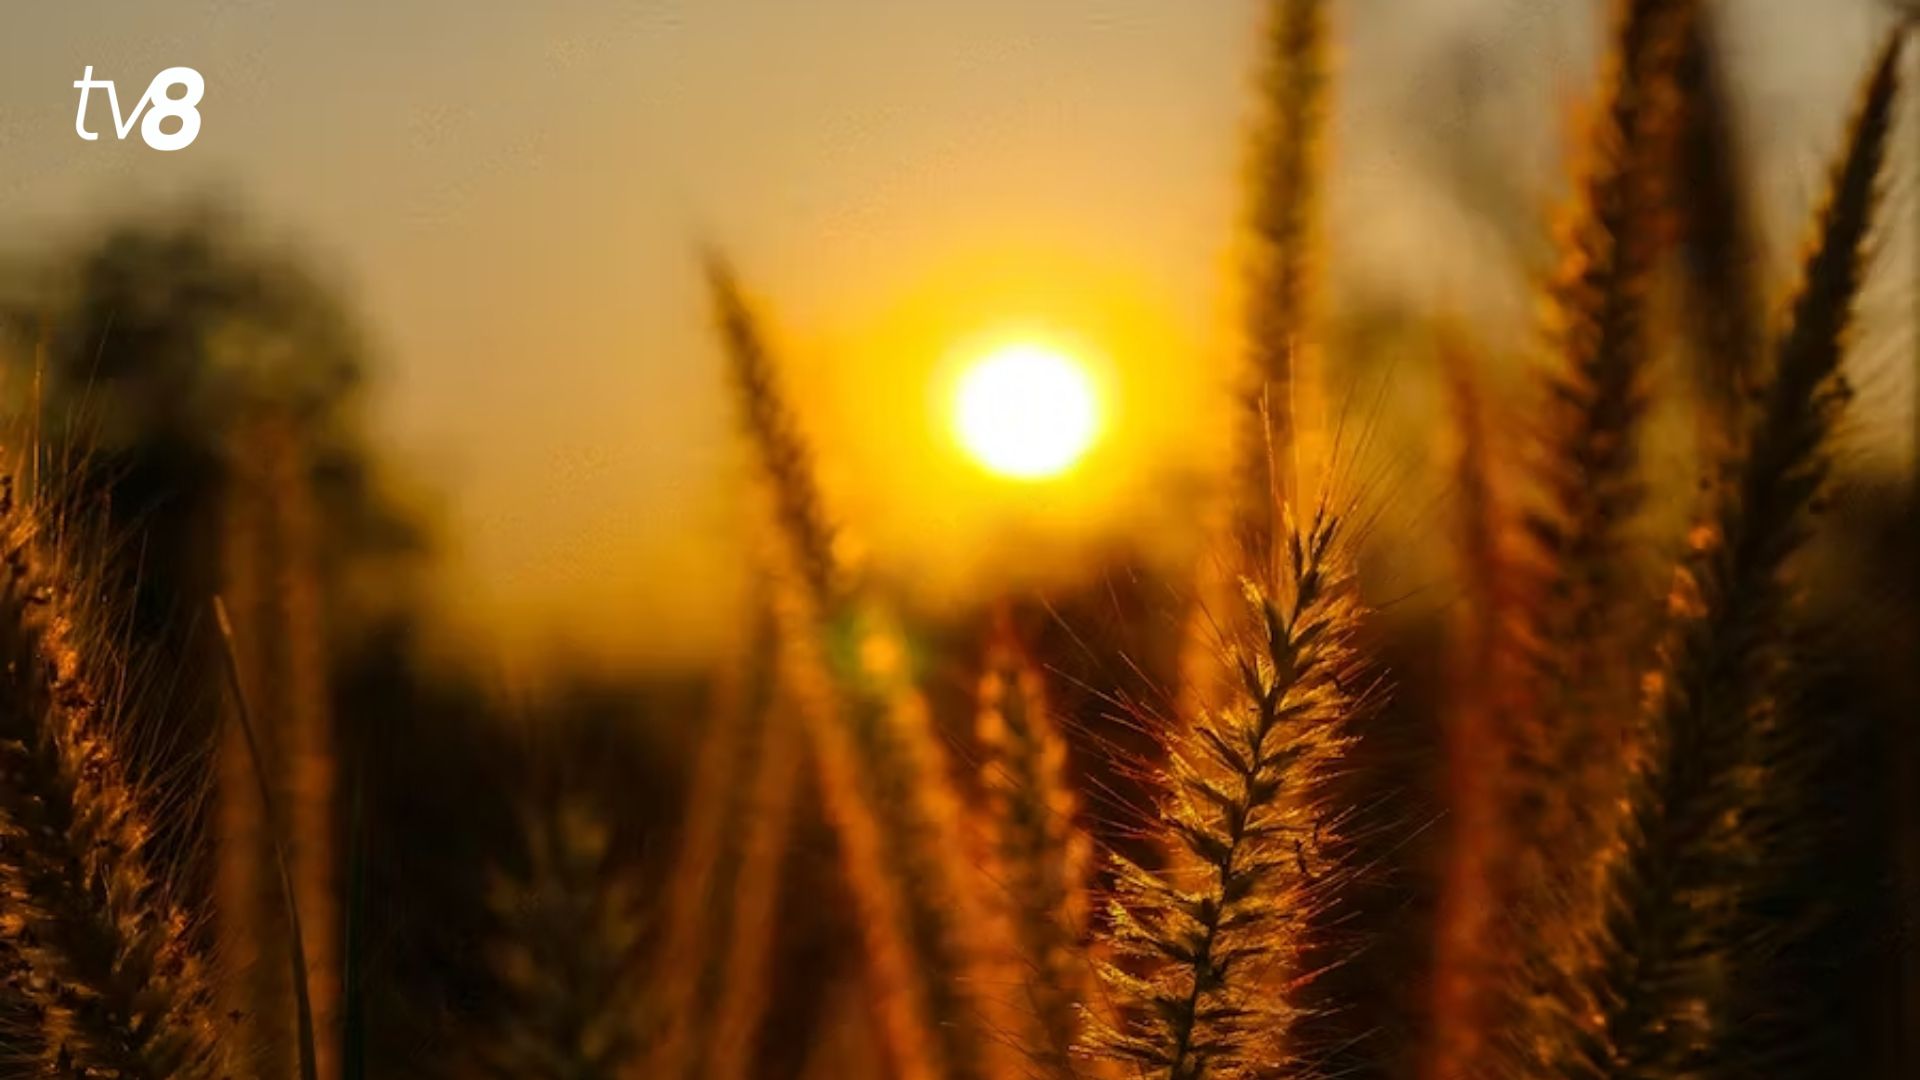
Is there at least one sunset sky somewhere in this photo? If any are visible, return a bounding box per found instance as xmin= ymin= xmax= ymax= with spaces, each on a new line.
xmin=0 ymin=0 xmax=1903 ymax=668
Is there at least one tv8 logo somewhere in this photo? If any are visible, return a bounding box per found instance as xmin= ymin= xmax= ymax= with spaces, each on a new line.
xmin=73 ymin=66 xmax=205 ymax=151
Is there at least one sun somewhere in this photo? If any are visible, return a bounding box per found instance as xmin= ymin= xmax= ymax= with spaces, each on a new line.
xmin=952 ymin=342 xmax=1101 ymax=480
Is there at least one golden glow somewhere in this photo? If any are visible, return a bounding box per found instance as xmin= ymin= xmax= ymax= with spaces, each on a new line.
xmin=952 ymin=343 xmax=1100 ymax=480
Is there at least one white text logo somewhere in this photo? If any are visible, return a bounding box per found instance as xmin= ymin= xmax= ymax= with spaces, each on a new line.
xmin=73 ymin=66 xmax=204 ymax=151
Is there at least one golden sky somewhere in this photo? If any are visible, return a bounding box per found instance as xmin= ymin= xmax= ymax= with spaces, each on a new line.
xmin=0 ymin=1 xmax=1906 ymax=669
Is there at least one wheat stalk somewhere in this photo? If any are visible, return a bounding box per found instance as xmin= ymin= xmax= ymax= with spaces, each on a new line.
xmin=1567 ymin=32 xmax=1904 ymax=1077
xmin=1089 ymin=500 xmax=1371 ymax=1079
xmin=0 ymin=464 xmax=228 ymax=1078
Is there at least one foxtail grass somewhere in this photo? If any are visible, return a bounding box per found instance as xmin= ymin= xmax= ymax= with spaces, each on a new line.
xmin=1499 ymin=0 xmax=1690 ymax=847
xmin=709 ymin=258 xmax=1005 ymax=1080
xmin=651 ymin=596 xmax=801 ymax=1080
xmin=474 ymin=790 xmax=650 ymax=1079
xmin=1088 ymin=498 xmax=1373 ymax=1079
xmin=1184 ymin=0 xmax=1334 ymax=745
xmin=1425 ymin=0 xmax=1696 ymax=1072
xmin=1240 ymin=0 xmax=1331 ymax=531
xmin=975 ymin=611 xmax=1093 ymax=1076
xmin=695 ymin=683 xmax=802 ymax=1080
xmin=1670 ymin=5 xmax=1767 ymax=450
xmin=1564 ymin=32 xmax=1904 ymax=1076
xmin=712 ymin=263 xmax=839 ymax=606
xmin=0 ymin=462 xmax=229 ymax=1077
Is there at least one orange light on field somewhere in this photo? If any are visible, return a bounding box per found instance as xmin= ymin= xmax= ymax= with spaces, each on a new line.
xmin=952 ymin=342 xmax=1101 ymax=480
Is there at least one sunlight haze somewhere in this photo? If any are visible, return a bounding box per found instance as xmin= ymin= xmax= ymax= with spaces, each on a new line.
xmin=1 ymin=0 xmax=1900 ymax=668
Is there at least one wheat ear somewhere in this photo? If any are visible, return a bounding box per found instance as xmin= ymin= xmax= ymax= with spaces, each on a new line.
xmin=1089 ymin=500 xmax=1372 ymax=1079
xmin=0 ymin=466 xmax=228 ymax=1078
xmin=1571 ymin=32 xmax=1903 ymax=1077
xmin=976 ymin=611 xmax=1093 ymax=1076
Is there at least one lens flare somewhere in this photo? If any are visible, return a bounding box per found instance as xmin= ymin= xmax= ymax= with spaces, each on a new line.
xmin=953 ymin=343 xmax=1100 ymax=480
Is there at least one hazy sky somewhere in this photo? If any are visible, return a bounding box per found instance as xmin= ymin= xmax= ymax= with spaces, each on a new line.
xmin=0 ymin=1 xmax=1904 ymax=669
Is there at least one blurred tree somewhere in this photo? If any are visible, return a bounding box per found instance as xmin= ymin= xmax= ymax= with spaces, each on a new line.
xmin=4 ymin=208 xmax=425 ymax=656
xmin=0 ymin=208 xmax=428 ymax=1078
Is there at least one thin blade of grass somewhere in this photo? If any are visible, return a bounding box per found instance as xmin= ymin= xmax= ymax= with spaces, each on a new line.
xmin=213 ymin=595 xmax=321 ymax=1080
xmin=341 ymin=773 xmax=367 ymax=1080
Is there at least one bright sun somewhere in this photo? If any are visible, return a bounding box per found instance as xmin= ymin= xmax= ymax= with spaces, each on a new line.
xmin=953 ymin=342 xmax=1100 ymax=480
